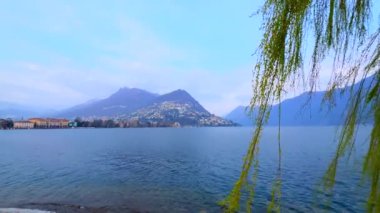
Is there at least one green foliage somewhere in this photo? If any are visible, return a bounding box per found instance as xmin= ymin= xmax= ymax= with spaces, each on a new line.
xmin=0 ymin=119 xmax=13 ymax=129
xmin=223 ymin=0 xmax=379 ymax=212
xmin=74 ymin=117 xmax=120 ymax=128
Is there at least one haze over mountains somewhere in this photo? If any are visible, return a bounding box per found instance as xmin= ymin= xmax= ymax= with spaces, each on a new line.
xmin=1 ymin=74 xmax=375 ymax=127
xmin=0 ymin=101 xmax=55 ymax=120
xmin=225 ymin=74 xmax=375 ymax=126
xmin=225 ymin=92 xmax=348 ymax=126
xmin=57 ymin=88 xmax=159 ymax=118
xmin=55 ymin=88 xmax=234 ymax=126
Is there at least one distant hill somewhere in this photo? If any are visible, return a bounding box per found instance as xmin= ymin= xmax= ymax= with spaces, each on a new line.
xmin=225 ymin=106 xmax=253 ymax=126
xmin=57 ymin=88 xmax=158 ymax=118
xmin=126 ymin=90 xmax=233 ymax=126
xmin=57 ymin=88 xmax=235 ymax=127
xmin=0 ymin=101 xmax=50 ymax=119
xmin=150 ymin=89 xmax=209 ymax=114
xmin=225 ymin=75 xmax=375 ymax=126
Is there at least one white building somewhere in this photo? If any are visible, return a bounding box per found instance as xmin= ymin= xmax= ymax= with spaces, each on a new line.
xmin=13 ymin=121 xmax=34 ymax=129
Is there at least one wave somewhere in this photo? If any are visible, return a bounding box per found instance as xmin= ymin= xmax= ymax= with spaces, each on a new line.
xmin=0 ymin=208 xmax=54 ymax=213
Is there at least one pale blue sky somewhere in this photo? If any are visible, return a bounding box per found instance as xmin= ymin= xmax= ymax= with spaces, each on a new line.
xmin=0 ymin=0 xmax=378 ymax=115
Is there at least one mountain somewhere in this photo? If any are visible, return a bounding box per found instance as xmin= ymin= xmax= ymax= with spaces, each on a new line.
xmin=126 ymin=90 xmax=233 ymax=126
xmin=57 ymin=88 xmax=158 ymax=118
xmin=224 ymin=106 xmax=253 ymax=126
xmin=0 ymin=101 xmax=51 ymax=119
xmin=226 ymin=75 xmax=375 ymax=126
xmin=150 ymin=89 xmax=209 ymax=114
xmin=57 ymin=88 xmax=235 ymax=126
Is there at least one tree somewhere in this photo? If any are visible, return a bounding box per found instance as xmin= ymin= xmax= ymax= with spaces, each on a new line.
xmin=92 ymin=119 xmax=104 ymax=128
xmin=6 ymin=119 xmax=13 ymax=129
xmin=0 ymin=119 xmax=13 ymax=129
xmin=221 ymin=0 xmax=379 ymax=212
xmin=104 ymin=119 xmax=118 ymax=128
xmin=0 ymin=119 xmax=6 ymax=129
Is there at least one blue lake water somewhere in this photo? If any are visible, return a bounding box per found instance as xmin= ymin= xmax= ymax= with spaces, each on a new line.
xmin=0 ymin=127 xmax=372 ymax=212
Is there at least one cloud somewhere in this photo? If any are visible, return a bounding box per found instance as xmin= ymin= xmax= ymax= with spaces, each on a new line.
xmin=0 ymin=59 xmax=252 ymax=116
xmin=0 ymin=63 xmax=89 ymax=108
xmin=0 ymin=7 xmax=253 ymax=116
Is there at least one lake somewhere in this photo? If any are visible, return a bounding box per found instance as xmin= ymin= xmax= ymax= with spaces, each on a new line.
xmin=0 ymin=127 xmax=372 ymax=212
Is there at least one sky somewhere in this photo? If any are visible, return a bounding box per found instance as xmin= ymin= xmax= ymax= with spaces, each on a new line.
xmin=0 ymin=0 xmax=379 ymax=116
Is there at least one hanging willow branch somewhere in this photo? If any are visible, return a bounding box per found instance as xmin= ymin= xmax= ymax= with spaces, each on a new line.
xmin=222 ymin=0 xmax=379 ymax=212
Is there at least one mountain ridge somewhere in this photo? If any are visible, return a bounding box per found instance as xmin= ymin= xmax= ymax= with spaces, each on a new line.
xmin=57 ymin=88 xmax=158 ymax=118
xmin=225 ymin=74 xmax=375 ymax=126
xmin=55 ymin=88 xmax=235 ymax=126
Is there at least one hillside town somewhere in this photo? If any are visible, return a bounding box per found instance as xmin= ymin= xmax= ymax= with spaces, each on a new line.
xmin=126 ymin=101 xmax=235 ymax=126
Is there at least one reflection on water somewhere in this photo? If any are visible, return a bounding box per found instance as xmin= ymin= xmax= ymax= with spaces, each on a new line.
xmin=0 ymin=127 xmax=371 ymax=212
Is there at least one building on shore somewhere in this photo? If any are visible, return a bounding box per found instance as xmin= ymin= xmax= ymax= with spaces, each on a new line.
xmin=47 ymin=118 xmax=70 ymax=128
xmin=68 ymin=121 xmax=77 ymax=128
xmin=172 ymin=122 xmax=181 ymax=128
xmin=28 ymin=118 xmax=70 ymax=128
xmin=13 ymin=121 xmax=34 ymax=129
xmin=28 ymin=118 xmax=46 ymax=128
